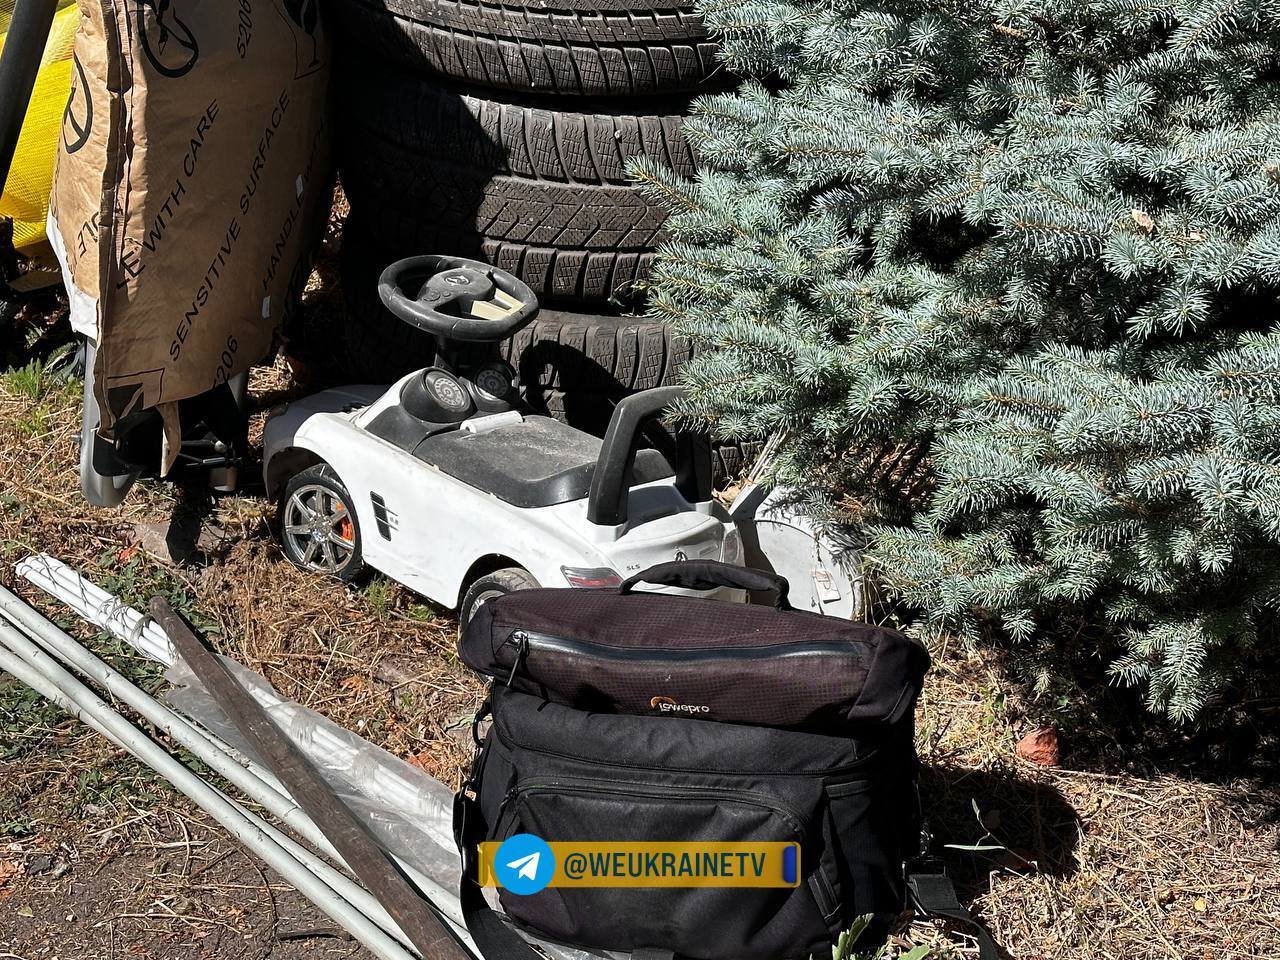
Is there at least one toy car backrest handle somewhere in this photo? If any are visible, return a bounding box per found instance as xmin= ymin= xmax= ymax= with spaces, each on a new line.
xmin=620 ymin=559 xmax=792 ymax=608
xmin=586 ymin=385 xmax=713 ymax=527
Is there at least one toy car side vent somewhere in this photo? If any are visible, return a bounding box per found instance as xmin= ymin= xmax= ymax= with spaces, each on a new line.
xmin=370 ymin=492 xmax=397 ymax=541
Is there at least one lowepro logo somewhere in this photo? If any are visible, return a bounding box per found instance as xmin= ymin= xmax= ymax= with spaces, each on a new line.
xmin=649 ymin=696 xmax=710 ymax=715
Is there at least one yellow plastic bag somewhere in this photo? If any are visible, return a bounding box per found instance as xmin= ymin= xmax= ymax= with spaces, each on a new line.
xmin=0 ymin=0 xmax=78 ymax=253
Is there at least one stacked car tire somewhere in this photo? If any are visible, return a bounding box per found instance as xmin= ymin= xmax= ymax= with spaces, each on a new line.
xmin=329 ymin=0 xmax=721 ymax=430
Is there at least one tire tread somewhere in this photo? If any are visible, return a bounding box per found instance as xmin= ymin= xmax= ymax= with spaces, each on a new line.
xmin=333 ymin=0 xmax=719 ymax=96
xmin=341 ymin=131 xmax=669 ymax=304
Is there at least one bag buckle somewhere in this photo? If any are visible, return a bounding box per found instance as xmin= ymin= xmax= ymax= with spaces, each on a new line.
xmin=904 ymin=820 xmax=945 ymax=885
xmin=905 ymin=852 xmax=946 ymax=878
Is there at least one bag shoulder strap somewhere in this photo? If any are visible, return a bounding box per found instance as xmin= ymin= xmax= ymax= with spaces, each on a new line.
xmin=454 ymin=788 xmax=544 ymax=960
xmin=907 ymin=871 xmax=1000 ymax=960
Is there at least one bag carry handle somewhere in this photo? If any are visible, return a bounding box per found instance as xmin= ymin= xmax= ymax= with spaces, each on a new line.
xmin=619 ymin=560 xmax=792 ymax=610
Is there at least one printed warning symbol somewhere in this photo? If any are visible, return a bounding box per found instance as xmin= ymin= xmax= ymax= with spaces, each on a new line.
xmin=105 ymin=368 xmax=166 ymax=422
xmin=274 ymin=0 xmax=324 ymax=79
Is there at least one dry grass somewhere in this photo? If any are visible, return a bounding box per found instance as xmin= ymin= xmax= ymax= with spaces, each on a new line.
xmin=909 ymin=649 xmax=1280 ymax=958
xmin=0 ymin=312 xmax=1278 ymax=959
xmin=0 ymin=348 xmax=483 ymax=780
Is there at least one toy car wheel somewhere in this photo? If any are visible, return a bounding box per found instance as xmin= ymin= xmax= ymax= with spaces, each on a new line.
xmin=280 ymin=465 xmax=365 ymax=582
xmin=461 ymin=567 xmax=539 ymax=626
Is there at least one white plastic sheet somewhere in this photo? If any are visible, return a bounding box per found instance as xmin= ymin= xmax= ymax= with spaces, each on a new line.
xmin=17 ymin=552 xmax=609 ymax=960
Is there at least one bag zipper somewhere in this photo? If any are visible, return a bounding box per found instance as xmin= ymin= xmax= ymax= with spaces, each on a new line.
xmin=502 ymin=629 xmax=867 ymax=666
xmin=492 ymin=712 xmax=883 ymax=778
xmin=504 ymin=631 xmax=531 ymax=686
xmin=496 ymin=776 xmax=843 ymax=917
xmin=497 ymin=776 xmax=809 ymax=841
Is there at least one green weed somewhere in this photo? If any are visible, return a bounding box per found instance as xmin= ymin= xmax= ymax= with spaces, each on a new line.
xmin=408 ymin=603 xmax=436 ymax=623
xmin=12 ymin=403 xmax=52 ymax=438
xmin=832 ymin=916 xmax=931 ymax=960
xmin=0 ymin=676 xmax=67 ymax=762
xmin=3 ymin=360 xmax=46 ymax=401
xmin=364 ymin=575 xmax=394 ymax=619
xmin=0 ymin=817 xmax=35 ymax=839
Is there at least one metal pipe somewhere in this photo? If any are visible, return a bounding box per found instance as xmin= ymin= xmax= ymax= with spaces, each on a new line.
xmin=8 ymin=558 xmax=610 ymax=960
xmin=0 ymin=575 xmax=473 ymax=943
xmin=0 ymin=0 xmax=58 ymax=191
xmin=14 ymin=557 xmax=461 ymax=848
xmin=0 ymin=623 xmax=419 ymax=960
xmin=0 ymin=610 xmax=423 ymax=952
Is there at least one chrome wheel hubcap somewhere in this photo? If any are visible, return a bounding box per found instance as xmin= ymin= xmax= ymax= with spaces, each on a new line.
xmin=283 ymin=483 xmax=355 ymax=573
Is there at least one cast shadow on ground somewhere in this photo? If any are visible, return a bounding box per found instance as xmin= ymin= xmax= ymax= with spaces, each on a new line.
xmin=918 ymin=762 xmax=1080 ymax=902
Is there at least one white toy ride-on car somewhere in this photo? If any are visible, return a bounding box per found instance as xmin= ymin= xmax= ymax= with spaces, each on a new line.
xmin=262 ymin=255 xmax=746 ymax=623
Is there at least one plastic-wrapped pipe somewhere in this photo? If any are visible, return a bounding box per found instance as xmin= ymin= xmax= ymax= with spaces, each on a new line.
xmin=0 ymin=623 xmax=420 ymax=960
xmin=14 ymin=554 xmax=175 ymax=664
xmin=15 ymin=556 xmax=458 ymax=841
xmin=0 ymin=608 xmax=440 ymax=953
xmin=0 ymin=585 xmax=475 ymax=949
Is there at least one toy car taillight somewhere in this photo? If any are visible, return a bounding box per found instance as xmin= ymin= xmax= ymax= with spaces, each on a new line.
xmin=561 ymin=566 xmax=622 ymax=589
xmin=721 ymin=529 xmax=743 ymax=566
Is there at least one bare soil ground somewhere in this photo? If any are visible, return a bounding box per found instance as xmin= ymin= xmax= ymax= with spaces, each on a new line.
xmin=1 ymin=266 xmax=1279 ymax=959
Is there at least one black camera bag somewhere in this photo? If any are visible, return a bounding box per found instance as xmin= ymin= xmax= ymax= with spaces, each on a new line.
xmin=460 ymin=562 xmax=926 ymax=732
xmin=454 ymin=561 xmax=998 ymax=960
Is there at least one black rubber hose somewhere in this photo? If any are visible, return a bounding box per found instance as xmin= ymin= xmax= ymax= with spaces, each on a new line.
xmin=0 ymin=0 xmax=59 ymax=193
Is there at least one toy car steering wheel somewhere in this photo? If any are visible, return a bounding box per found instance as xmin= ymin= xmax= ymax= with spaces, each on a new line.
xmin=378 ymin=255 xmax=538 ymax=342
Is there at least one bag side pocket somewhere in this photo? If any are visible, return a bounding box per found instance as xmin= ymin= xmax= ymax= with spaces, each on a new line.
xmin=495 ymin=772 xmax=837 ymax=960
